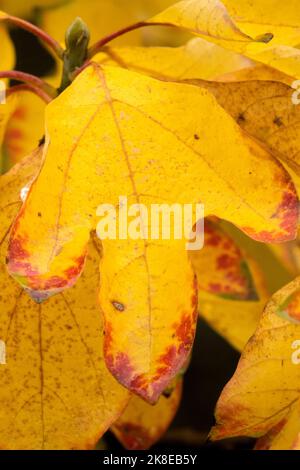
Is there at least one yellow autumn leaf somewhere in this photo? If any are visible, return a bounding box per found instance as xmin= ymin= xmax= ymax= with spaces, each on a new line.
xmin=0 ymin=62 xmax=61 ymax=170
xmin=211 ymin=276 xmax=300 ymax=443
xmin=252 ymin=45 xmax=300 ymax=80
xmin=148 ymin=0 xmax=273 ymax=52
xmin=96 ymin=37 xmax=252 ymax=81
xmin=94 ymin=45 xmax=300 ymax=183
xmin=6 ymin=63 xmax=298 ymax=402
xmin=222 ymin=0 xmax=300 ymax=46
xmin=0 ymin=22 xmax=15 ymax=173
xmin=2 ymin=90 xmax=46 ymax=169
xmin=147 ymin=0 xmax=300 ymax=79
xmin=0 ymin=147 xmax=130 ymax=449
xmin=0 ymin=24 xmax=14 ymax=71
xmin=186 ymin=79 xmax=300 ymax=180
xmin=95 ymin=40 xmax=295 ymax=85
xmin=190 ymin=220 xmax=269 ymax=351
xmin=94 ymin=48 xmax=300 ymax=181
xmin=0 ymin=94 xmax=17 ymax=173
xmin=255 ymin=399 xmax=300 ymax=450
xmin=112 ymin=379 xmax=182 ymax=450
xmin=216 ymin=63 xmax=294 ymax=86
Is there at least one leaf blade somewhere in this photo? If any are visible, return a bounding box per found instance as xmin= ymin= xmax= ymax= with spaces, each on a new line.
xmin=7 ymin=64 xmax=298 ymax=400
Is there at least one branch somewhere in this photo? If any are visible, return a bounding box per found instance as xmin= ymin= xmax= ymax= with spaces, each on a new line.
xmin=7 ymin=84 xmax=52 ymax=103
xmin=0 ymin=12 xmax=64 ymax=59
xmin=0 ymin=71 xmax=57 ymax=99
xmin=87 ymin=21 xmax=166 ymax=58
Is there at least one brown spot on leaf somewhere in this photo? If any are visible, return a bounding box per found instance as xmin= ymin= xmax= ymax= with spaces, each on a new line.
xmin=273 ymin=116 xmax=283 ymax=127
xmin=237 ymin=113 xmax=246 ymax=123
xmin=111 ymin=301 xmax=125 ymax=312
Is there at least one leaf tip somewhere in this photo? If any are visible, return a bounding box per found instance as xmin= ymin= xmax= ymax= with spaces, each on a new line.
xmin=26 ymin=289 xmax=52 ymax=304
xmin=255 ymin=32 xmax=273 ymax=43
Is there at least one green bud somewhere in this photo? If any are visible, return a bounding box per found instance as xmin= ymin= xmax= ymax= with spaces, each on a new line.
xmin=58 ymin=17 xmax=90 ymax=93
xmin=65 ymin=17 xmax=90 ymax=51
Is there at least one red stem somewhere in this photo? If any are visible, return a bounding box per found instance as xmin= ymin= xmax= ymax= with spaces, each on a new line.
xmin=0 ymin=71 xmax=57 ymax=98
xmin=7 ymin=84 xmax=52 ymax=103
xmin=1 ymin=13 xmax=64 ymax=59
xmin=87 ymin=21 xmax=167 ymax=58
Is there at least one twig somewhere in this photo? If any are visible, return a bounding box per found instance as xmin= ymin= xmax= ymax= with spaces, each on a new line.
xmin=0 ymin=13 xmax=64 ymax=59
xmin=7 ymin=84 xmax=52 ymax=103
xmin=0 ymin=71 xmax=57 ymax=99
xmin=87 ymin=21 xmax=167 ymax=58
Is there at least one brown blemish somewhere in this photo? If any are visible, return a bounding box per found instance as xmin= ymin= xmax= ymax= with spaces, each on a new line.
xmin=273 ymin=116 xmax=283 ymax=127
xmin=111 ymin=301 xmax=125 ymax=312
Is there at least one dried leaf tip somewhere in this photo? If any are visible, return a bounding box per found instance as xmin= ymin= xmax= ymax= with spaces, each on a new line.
xmin=26 ymin=289 xmax=52 ymax=304
xmin=255 ymin=32 xmax=273 ymax=43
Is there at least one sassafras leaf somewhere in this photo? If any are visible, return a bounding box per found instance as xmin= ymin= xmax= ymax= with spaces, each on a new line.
xmin=0 ymin=95 xmax=17 ymax=173
xmin=3 ymin=90 xmax=46 ymax=168
xmin=7 ymin=64 xmax=298 ymax=402
xmin=0 ymin=148 xmax=130 ymax=449
xmin=148 ymin=0 xmax=273 ymax=51
xmin=211 ymin=276 xmax=300 ymax=442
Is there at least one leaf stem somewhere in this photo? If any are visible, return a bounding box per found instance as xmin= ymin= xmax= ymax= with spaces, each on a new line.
xmin=1 ymin=13 xmax=64 ymax=59
xmin=87 ymin=21 xmax=166 ymax=58
xmin=7 ymin=84 xmax=52 ymax=103
xmin=0 ymin=71 xmax=57 ymax=98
